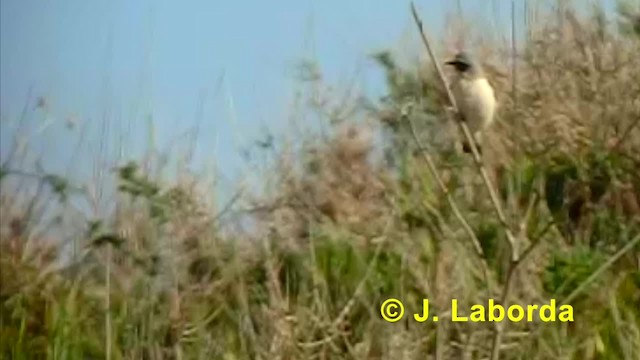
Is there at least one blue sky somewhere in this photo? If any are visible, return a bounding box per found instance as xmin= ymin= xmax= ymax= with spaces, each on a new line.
xmin=0 ymin=0 xmax=617 ymax=207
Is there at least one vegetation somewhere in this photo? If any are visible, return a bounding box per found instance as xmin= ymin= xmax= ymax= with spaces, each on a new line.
xmin=1 ymin=1 xmax=639 ymax=359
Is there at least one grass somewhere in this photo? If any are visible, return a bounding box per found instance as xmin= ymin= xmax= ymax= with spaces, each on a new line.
xmin=1 ymin=1 xmax=640 ymax=359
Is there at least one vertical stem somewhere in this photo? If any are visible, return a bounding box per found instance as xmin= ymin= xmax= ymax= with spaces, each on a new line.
xmin=511 ymin=0 xmax=518 ymax=107
xmin=490 ymin=260 xmax=517 ymax=360
xmin=105 ymin=246 xmax=112 ymax=360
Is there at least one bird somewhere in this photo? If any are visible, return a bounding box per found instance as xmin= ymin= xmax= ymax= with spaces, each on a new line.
xmin=445 ymin=51 xmax=496 ymax=155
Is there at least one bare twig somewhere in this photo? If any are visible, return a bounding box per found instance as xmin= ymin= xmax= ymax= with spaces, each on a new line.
xmin=409 ymin=2 xmax=520 ymax=263
xmin=212 ymin=187 xmax=245 ymax=223
xmin=511 ymin=0 xmax=518 ymax=107
xmin=406 ymin=114 xmax=491 ymax=283
xmin=409 ymin=4 xmax=537 ymax=359
xmin=405 ymin=3 xmax=498 ymax=287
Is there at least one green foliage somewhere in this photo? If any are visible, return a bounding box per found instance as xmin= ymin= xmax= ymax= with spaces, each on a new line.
xmin=617 ymin=0 xmax=640 ymax=37
xmin=477 ymin=221 xmax=501 ymax=267
xmin=544 ymin=156 xmax=580 ymax=218
xmin=543 ymin=246 xmax=606 ymax=299
xmin=42 ymin=174 xmax=70 ymax=202
xmin=314 ymin=235 xmax=367 ymax=302
xmin=278 ymin=250 xmax=309 ymax=301
xmin=0 ymin=165 xmax=7 ymax=182
xmin=116 ymin=161 xmax=197 ymax=224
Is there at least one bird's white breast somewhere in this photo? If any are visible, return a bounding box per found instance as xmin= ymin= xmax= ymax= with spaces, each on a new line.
xmin=451 ymin=77 xmax=496 ymax=134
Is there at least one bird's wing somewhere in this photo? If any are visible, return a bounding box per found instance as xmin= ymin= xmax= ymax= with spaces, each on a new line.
xmin=449 ymin=77 xmax=469 ymax=123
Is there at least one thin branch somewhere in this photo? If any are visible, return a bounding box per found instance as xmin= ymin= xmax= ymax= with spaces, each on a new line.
xmin=212 ymin=187 xmax=245 ymax=223
xmin=410 ymin=2 xmax=520 ymax=264
xmin=409 ymin=4 xmax=537 ymax=360
xmin=407 ymin=115 xmax=489 ymax=273
xmin=511 ymin=0 xmax=518 ymax=107
xmin=409 ymin=4 xmax=458 ymax=110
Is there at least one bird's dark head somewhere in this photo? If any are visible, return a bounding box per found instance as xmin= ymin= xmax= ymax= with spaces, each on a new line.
xmin=445 ymin=51 xmax=475 ymax=73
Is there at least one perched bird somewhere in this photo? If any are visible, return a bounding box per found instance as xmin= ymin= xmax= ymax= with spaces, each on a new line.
xmin=445 ymin=52 xmax=496 ymax=154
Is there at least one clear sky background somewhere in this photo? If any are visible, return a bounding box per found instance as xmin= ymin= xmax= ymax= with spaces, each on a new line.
xmin=0 ymin=0 xmax=618 ymax=209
